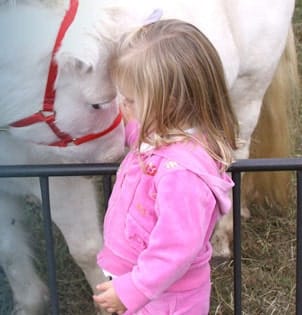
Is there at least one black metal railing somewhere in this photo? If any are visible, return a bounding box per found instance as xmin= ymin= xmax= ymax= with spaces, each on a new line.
xmin=0 ymin=157 xmax=302 ymax=315
xmin=229 ymin=158 xmax=302 ymax=315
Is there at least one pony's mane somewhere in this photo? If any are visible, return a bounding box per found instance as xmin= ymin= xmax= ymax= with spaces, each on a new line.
xmin=0 ymin=0 xmax=68 ymax=8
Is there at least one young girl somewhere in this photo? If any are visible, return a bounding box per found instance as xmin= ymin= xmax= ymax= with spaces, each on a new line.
xmin=93 ymin=19 xmax=238 ymax=315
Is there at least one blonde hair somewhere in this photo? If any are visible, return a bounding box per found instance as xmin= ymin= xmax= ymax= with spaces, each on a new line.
xmin=110 ymin=19 xmax=238 ymax=169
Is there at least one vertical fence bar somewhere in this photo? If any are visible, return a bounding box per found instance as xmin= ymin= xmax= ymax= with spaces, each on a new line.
xmin=232 ymin=171 xmax=242 ymax=315
xmin=102 ymin=175 xmax=112 ymax=209
xmin=297 ymin=171 xmax=302 ymax=315
xmin=39 ymin=176 xmax=59 ymax=315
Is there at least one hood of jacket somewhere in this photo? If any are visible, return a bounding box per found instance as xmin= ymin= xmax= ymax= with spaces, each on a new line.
xmin=152 ymin=141 xmax=234 ymax=216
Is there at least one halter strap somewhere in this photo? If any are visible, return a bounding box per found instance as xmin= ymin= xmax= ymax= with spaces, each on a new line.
xmin=50 ymin=111 xmax=122 ymax=147
xmin=10 ymin=0 xmax=122 ymax=147
xmin=43 ymin=0 xmax=79 ymax=113
xmin=11 ymin=0 xmax=78 ymax=133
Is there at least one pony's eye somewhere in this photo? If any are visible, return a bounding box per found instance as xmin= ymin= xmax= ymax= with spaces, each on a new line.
xmin=90 ymin=96 xmax=116 ymax=109
xmin=91 ymin=104 xmax=101 ymax=109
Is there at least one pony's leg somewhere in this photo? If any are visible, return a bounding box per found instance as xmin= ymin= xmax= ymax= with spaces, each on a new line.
xmin=212 ymin=59 xmax=270 ymax=257
xmin=49 ymin=176 xmax=109 ymax=314
xmin=211 ymin=91 xmax=264 ymax=258
xmin=0 ymin=192 xmax=49 ymax=315
xmin=211 ymin=211 xmax=233 ymax=258
xmin=211 ymin=24 xmax=299 ymax=258
xmin=243 ymin=26 xmax=299 ymax=208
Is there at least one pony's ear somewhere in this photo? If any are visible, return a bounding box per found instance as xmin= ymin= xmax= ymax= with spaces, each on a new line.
xmin=55 ymin=50 xmax=94 ymax=75
xmin=54 ymin=4 xmax=163 ymax=73
xmin=54 ymin=18 xmax=102 ymax=75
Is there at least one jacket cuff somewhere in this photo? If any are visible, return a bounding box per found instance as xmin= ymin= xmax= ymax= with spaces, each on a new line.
xmin=113 ymin=272 xmax=149 ymax=313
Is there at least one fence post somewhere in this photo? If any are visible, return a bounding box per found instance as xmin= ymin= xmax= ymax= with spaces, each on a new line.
xmin=40 ymin=176 xmax=59 ymax=315
xmin=297 ymin=171 xmax=302 ymax=315
xmin=232 ymin=172 xmax=242 ymax=315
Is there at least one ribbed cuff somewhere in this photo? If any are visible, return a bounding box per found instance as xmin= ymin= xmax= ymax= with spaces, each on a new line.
xmin=113 ymin=272 xmax=149 ymax=313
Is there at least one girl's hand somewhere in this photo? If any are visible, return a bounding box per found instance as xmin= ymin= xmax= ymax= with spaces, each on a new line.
xmin=93 ymin=281 xmax=126 ymax=315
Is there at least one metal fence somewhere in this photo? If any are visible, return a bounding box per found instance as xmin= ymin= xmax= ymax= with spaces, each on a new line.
xmin=0 ymin=157 xmax=302 ymax=315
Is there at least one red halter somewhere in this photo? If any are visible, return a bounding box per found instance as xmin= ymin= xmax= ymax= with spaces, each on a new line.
xmin=10 ymin=0 xmax=122 ymax=147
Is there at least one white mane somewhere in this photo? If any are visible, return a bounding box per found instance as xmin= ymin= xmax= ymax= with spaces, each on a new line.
xmin=0 ymin=0 xmax=69 ymax=7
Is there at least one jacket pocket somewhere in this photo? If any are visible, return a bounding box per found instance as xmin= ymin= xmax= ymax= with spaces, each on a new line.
xmin=124 ymin=214 xmax=150 ymax=252
xmin=142 ymin=292 xmax=177 ymax=314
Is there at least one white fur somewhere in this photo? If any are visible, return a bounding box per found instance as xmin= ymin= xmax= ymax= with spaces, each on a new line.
xmin=0 ymin=0 xmax=295 ymax=314
xmin=0 ymin=2 xmax=124 ymax=314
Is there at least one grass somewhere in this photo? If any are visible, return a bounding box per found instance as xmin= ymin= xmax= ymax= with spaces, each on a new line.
xmin=1 ymin=2 xmax=302 ymax=315
xmin=210 ymin=205 xmax=297 ymax=315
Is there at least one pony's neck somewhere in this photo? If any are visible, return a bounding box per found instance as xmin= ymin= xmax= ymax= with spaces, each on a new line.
xmin=0 ymin=3 xmax=65 ymax=126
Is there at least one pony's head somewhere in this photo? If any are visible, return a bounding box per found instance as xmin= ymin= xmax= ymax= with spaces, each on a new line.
xmin=38 ymin=1 xmax=146 ymax=163
xmin=53 ymin=37 xmax=125 ymax=162
xmin=5 ymin=1 xmax=162 ymax=163
xmin=51 ymin=2 xmax=161 ymax=162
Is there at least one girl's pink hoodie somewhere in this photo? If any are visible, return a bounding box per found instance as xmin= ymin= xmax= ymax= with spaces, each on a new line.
xmin=97 ymin=121 xmax=234 ymax=314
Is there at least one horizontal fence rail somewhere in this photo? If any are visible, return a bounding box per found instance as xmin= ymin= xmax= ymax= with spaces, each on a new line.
xmin=0 ymin=163 xmax=119 ymax=315
xmin=0 ymin=157 xmax=302 ymax=315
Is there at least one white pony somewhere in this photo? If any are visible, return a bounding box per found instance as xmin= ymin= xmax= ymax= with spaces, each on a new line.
xmin=0 ymin=0 xmax=298 ymax=314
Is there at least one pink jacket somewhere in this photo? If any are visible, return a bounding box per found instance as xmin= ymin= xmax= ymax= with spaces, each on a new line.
xmin=97 ymin=121 xmax=233 ymax=314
